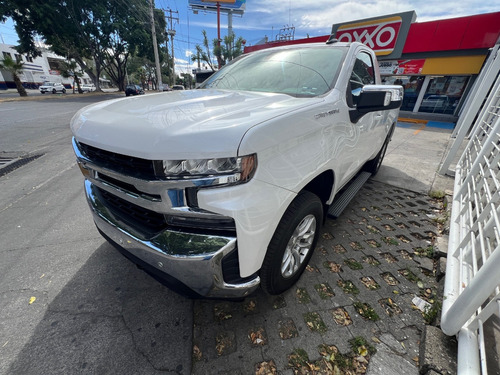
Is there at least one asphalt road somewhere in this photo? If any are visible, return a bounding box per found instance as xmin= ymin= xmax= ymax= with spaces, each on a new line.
xmin=0 ymin=95 xmax=193 ymax=375
xmin=0 ymin=88 xmax=85 ymax=98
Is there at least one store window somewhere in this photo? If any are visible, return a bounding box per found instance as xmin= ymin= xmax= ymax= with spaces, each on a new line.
xmin=383 ymin=75 xmax=425 ymax=111
xmin=419 ymin=76 xmax=469 ymax=115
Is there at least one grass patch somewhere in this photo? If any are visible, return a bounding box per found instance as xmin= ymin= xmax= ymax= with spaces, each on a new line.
xmin=287 ymin=348 xmax=310 ymax=369
xmin=414 ymin=246 xmax=435 ymax=258
xmin=337 ymin=279 xmax=360 ymax=295
xmin=353 ymin=301 xmax=380 ymax=321
xmin=314 ymin=283 xmax=335 ymax=299
xmin=296 ymin=288 xmax=311 ymax=304
xmin=429 ymin=190 xmax=445 ymax=199
xmin=304 ymin=312 xmax=328 ymax=333
xmin=360 ymin=276 xmax=380 ymax=290
xmin=288 ymin=339 xmax=376 ymax=374
xmin=382 ymin=236 xmax=399 ymax=246
xmin=423 ymin=299 xmax=442 ymax=325
xmin=363 ymin=256 xmax=381 ymax=266
xmin=344 ymin=258 xmax=363 ymax=270
xmin=350 ymin=336 xmax=376 ymax=356
xmin=399 ymin=267 xmax=421 ymax=283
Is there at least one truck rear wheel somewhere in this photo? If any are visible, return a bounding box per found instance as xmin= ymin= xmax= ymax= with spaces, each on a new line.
xmin=260 ymin=191 xmax=323 ymax=295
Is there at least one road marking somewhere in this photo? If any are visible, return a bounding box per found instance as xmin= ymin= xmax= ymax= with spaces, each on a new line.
xmin=414 ymin=124 xmax=426 ymax=135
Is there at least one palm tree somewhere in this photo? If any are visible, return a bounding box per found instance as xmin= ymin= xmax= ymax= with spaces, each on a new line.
xmin=0 ymin=55 xmax=28 ymax=97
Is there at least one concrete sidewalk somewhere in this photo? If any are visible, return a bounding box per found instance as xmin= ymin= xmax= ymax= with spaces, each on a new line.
xmin=375 ymin=121 xmax=455 ymax=195
xmin=191 ymin=122 xmax=458 ymax=375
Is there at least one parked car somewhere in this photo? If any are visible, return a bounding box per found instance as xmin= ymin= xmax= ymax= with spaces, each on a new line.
xmin=80 ymin=84 xmax=96 ymax=93
xmin=420 ymin=94 xmax=450 ymax=110
xmin=71 ymin=41 xmax=403 ymax=298
xmin=125 ymin=84 xmax=144 ymax=96
xmin=172 ymin=85 xmax=185 ymax=90
xmin=39 ymin=82 xmax=66 ymax=94
xmin=159 ymin=84 xmax=172 ymax=91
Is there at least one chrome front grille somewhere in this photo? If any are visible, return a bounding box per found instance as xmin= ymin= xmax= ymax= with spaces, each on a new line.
xmin=78 ymin=142 xmax=159 ymax=180
xmin=96 ymin=186 xmax=167 ymax=236
xmin=73 ymin=137 xmax=236 ymax=236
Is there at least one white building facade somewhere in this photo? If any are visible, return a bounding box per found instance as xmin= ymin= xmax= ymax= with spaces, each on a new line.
xmin=0 ymin=43 xmax=92 ymax=90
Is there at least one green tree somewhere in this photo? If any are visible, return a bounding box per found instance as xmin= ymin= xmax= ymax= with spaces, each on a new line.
xmin=0 ymin=54 xmax=27 ymax=96
xmin=213 ymin=32 xmax=245 ymax=67
xmin=192 ymin=30 xmax=216 ymax=71
xmin=192 ymin=30 xmax=245 ymax=70
xmin=1 ymin=0 xmax=167 ymax=91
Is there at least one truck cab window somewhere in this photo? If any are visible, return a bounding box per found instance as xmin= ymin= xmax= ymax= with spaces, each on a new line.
xmin=348 ymin=52 xmax=375 ymax=106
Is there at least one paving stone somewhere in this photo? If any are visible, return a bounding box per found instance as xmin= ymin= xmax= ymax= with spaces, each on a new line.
xmin=379 ymin=333 xmax=407 ymax=355
xmin=192 ymin=180 xmax=445 ymax=374
xmin=366 ymin=347 xmax=419 ymax=375
xmin=415 ymin=256 xmax=435 ymax=273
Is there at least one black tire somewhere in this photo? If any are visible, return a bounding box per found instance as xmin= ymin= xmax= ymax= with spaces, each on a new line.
xmin=62 ymin=88 xmax=66 ymax=93
xmin=52 ymin=89 xmax=56 ymax=94
xmin=363 ymin=124 xmax=395 ymax=175
xmin=41 ymin=91 xmax=45 ymax=94
xmin=260 ymin=191 xmax=323 ymax=295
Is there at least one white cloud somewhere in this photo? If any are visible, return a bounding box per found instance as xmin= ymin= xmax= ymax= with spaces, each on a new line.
xmin=239 ymin=0 xmax=500 ymax=35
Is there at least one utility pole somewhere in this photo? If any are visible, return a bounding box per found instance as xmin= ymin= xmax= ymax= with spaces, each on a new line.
xmin=217 ymin=2 xmax=221 ymax=69
xmin=164 ymin=9 xmax=179 ymax=87
xmin=149 ymin=0 xmax=162 ymax=91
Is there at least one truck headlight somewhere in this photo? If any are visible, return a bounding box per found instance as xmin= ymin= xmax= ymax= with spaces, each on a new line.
xmin=162 ymin=154 xmax=257 ymax=184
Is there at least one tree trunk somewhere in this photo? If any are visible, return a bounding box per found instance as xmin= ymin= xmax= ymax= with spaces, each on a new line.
xmin=74 ymin=55 xmax=98 ymax=91
xmin=95 ymin=59 xmax=101 ymax=91
xmin=74 ymin=75 xmax=83 ymax=94
xmin=13 ymin=73 xmax=27 ymax=97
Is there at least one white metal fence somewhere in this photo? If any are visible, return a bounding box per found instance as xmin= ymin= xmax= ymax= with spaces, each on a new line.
xmin=441 ymin=70 xmax=500 ymax=374
xmin=439 ymin=44 xmax=500 ymax=176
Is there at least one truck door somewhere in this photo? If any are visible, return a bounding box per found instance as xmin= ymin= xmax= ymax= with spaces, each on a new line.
xmin=345 ymin=51 xmax=385 ymax=176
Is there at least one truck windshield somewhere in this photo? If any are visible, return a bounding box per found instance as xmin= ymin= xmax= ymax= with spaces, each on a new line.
xmin=199 ymin=46 xmax=347 ymax=98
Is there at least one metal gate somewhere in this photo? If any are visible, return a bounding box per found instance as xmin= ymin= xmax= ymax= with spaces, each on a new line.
xmin=441 ymin=70 xmax=500 ymax=374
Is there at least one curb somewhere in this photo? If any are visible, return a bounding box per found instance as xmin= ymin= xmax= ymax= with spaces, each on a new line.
xmin=0 ymin=91 xmax=122 ymax=103
xmin=419 ymin=326 xmax=457 ymax=375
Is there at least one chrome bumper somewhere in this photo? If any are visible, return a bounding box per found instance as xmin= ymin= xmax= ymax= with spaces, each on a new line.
xmin=84 ymin=180 xmax=260 ymax=298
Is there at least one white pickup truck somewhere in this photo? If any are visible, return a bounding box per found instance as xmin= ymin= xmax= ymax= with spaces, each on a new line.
xmin=71 ymin=41 xmax=402 ymax=298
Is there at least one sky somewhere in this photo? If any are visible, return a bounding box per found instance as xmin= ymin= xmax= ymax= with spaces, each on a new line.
xmin=1 ymin=0 xmax=500 ymax=78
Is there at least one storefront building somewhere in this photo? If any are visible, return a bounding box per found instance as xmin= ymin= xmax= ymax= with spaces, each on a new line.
xmin=245 ymin=11 xmax=500 ymax=119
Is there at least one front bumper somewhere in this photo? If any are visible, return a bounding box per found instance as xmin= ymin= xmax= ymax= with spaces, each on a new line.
xmin=83 ymin=178 xmax=260 ymax=299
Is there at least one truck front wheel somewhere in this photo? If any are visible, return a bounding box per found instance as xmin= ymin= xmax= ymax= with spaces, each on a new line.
xmin=260 ymin=191 xmax=323 ymax=295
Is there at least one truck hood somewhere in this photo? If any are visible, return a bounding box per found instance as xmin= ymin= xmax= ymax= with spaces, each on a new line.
xmin=71 ymin=89 xmax=320 ymax=160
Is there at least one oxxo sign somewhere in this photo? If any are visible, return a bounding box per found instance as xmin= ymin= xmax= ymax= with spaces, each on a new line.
xmin=336 ymin=16 xmax=402 ymax=55
xmin=331 ymin=11 xmax=416 ymax=59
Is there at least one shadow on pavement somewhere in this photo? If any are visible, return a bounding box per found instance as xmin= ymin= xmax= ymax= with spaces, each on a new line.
xmin=7 ymin=242 xmax=193 ymax=375
xmin=374 ymin=165 xmax=431 ymax=194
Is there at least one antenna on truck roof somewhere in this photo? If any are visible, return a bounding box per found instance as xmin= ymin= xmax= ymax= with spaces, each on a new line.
xmin=326 ymin=35 xmax=338 ymax=44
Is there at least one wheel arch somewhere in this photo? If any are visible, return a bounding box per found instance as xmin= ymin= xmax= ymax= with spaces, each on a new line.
xmin=301 ymin=169 xmax=335 ymax=220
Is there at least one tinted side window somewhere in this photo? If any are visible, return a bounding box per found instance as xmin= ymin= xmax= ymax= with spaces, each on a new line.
xmin=349 ymin=52 xmax=375 ymax=105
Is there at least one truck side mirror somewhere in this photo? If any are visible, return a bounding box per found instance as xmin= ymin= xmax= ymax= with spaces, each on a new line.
xmin=349 ymin=85 xmax=403 ymax=123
